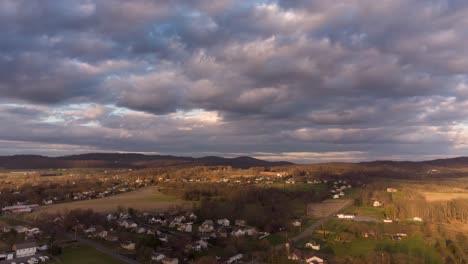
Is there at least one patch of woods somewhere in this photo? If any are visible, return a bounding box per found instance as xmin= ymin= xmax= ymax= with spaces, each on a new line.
xmin=176 ymin=183 xmax=329 ymax=232
xmin=354 ymin=183 xmax=468 ymax=223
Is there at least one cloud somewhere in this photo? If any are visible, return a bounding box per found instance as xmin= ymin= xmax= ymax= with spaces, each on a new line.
xmin=0 ymin=0 xmax=467 ymax=162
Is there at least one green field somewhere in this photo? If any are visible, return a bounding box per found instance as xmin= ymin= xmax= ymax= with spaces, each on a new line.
xmin=0 ymin=216 xmax=25 ymax=226
xmin=54 ymin=244 xmax=124 ymax=264
xmin=345 ymin=206 xmax=385 ymax=218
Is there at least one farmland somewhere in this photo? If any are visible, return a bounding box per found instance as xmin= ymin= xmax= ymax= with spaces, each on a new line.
xmin=423 ymin=191 xmax=468 ymax=202
xmin=33 ymin=186 xmax=190 ymax=215
xmin=307 ymin=199 xmax=353 ymax=218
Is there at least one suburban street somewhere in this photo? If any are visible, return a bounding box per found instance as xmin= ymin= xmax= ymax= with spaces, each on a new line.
xmin=275 ymin=199 xmax=354 ymax=251
xmin=3 ymin=215 xmax=139 ymax=264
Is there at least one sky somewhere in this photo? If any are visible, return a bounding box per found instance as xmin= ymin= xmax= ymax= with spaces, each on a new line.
xmin=0 ymin=0 xmax=468 ymax=163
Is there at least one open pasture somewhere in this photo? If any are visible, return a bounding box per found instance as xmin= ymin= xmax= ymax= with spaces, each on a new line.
xmin=307 ymin=199 xmax=353 ymax=218
xmin=423 ymin=191 xmax=468 ymax=202
xmin=34 ymin=186 xmax=190 ymax=215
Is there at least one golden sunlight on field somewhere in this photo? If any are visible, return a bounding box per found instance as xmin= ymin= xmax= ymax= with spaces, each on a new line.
xmin=307 ymin=199 xmax=353 ymax=218
xmin=423 ymin=192 xmax=468 ymax=202
xmin=33 ymin=187 xmax=190 ymax=215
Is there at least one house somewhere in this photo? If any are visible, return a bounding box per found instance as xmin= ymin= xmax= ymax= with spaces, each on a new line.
xmin=246 ymin=227 xmax=257 ymax=236
xmin=162 ymin=257 xmax=179 ymax=264
xmin=395 ymin=233 xmax=407 ymax=239
xmin=226 ymin=254 xmax=243 ymax=264
xmin=332 ymin=195 xmax=339 ymax=199
xmin=288 ymin=249 xmax=302 ymax=260
xmin=285 ymin=179 xmax=296 ymax=184
xmin=235 ymin=220 xmax=246 ymax=227
xmin=173 ymin=216 xmax=186 ymax=223
xmin=199 ymin=220 xmax=214 ymax=233
xmin=305 ymin=254 xmax=324 ymax=264
xmin=189 ymin=213 xmax=197 ymax=220
xmin=196 ymin=239 xmax=208 ymax=250
xmin=97 ymin=231 xmax=108 ymax=238
xmin=136 ymin=227 xmax=146 ymax=234
xmin=373 ymin=201 xmax=382 ymax=207
xmin=383 ymin=219 xmax=393 ymax=223
xmin=84 ymin=227 xmax=96 ymax=234
xmin=231 ymin=229 xmax=246 ymax=237
xmin=37 ymin=244 xmax=48 ymax=251
xmin=413 ymin=217 xmax=423 ymax=222
xmin=27 ymin=227 xmax=41 ymax=236
xmin=305 ymin=241 xmax=320 ymax=250
xmin=14 ymin=225 xmax=29 ymax=233
xmin=13 ymin=242 xmax=37 ymax=258
xmin=291 ymin=220 xmax=302 ymax=227
xmin=120 ymin=242 xmax=136 ymax=251
xmin=177 ymin=223 xmax=192 ymax=232
xmin=387 ymin=188 xmax=397 ymax=193
xmin=0 ymin=222 xmax=12 ymax=233
xmin=217 ymin=219 xmax=230 ymax=227
xmin=106 ymin=235 xmax=118 ymax=242
xmin=337 ymin=214 xmax=355 ymax=219
xmin=106 ymin=214 xmax=117 ymax=221
xmin=151 ymin=253 xmax=166 ymax=262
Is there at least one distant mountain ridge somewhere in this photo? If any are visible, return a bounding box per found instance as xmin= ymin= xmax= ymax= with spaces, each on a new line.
xmin=361 ymin=156 xmax=468 ymax=168
xmin=0 ymin=153 xmax=293 ymax=169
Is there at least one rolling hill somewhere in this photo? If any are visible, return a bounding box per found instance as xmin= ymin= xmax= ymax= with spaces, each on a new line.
xmin=0 ymin=153 xmax=293 ymax=169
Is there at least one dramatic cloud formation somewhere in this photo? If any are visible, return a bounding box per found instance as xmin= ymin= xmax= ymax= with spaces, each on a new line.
xmin=1 ymin=0 xmax=467 ymax=162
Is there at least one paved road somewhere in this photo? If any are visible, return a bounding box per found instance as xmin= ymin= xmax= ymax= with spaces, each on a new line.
xmin=2 ymin=215 xmax=140 ymax=264
xmin=274 ymin=199 xmax=354 ymax=250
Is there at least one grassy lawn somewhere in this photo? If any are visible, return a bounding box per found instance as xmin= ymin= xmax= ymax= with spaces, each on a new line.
xmin=53 ymin=244 xmax=124 ymax=264
xmin=309 ymin=219 xmax=443 ymax=264
xmin=266 ymin=232 xmax=288 ymax=245
xmin=0 ymin=216 xmax=26 ymax=226
xmin=345 ymin=206 xmax=385 ymax=218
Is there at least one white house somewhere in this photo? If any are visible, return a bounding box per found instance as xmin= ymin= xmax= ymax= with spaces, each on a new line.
xmin=199 ymin=220 xmax=214 ymax=233
xmin=235 ymin=219 xmax=246 ymax=227
xmin=337 ymin=214 xmax=355 ymax=219
xmin=383 ymin=219 xmax=393 ymax=223
xmin=151 ymin=253 xmax=165 ymax=262
xmin=14 ymin=225 xmax=29 ymax=234
xmin=217 ymin=219 xmax=230 ymax=227
xmin=413 ymin=217 xmax=423 ymax=222
xmin=231 ymin=229 xmax=246 ymax=237
xmin=373 ymin=201 xmax=382 ymax=207
xmin=305 ymin=242 xmax=320 ymax=250
xmin=291 ymin=220 xmax=302 ymax=227
xmin=162 ymin=257 xmax=179 ymax=264
xmin=246 ymin=227 xmax=257 ymax=236
xmin=84 ymin=227 xmax=96 ymax=234
xmin=13 ymin=242 xmax=37 ymax=258
xmin=120 ymin=242 xmax=136 ymax=251
xmin=332 ymin=194 xmax=339 ymax=199
xmin=226 ymin=254 xmax=243 ymax=264
xmin=305 ymin=255 xmax=324 ymax=264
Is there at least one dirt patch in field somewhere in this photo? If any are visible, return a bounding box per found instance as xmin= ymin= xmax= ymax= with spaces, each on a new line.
xmin=307 ymin=199 xmax=353 ymax=218
xmin=33 ymin=187 xmax=191 ymax=215
xmin=423 ymin=192 xmax=468 ymax=202
xmin=440 ymin=222 xmax=468 ymax=235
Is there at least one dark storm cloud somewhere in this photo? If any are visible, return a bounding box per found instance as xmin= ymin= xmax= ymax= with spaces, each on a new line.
xmin=0 ymin=0 xmax=467 ymax=162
